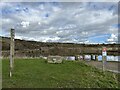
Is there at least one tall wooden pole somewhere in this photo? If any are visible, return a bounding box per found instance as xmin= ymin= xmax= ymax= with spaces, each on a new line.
xmin=10 ymin=28 xmax=15 ymax=77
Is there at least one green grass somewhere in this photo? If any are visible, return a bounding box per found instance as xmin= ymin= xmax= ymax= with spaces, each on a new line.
xmin=2 ymin=58 xmax=119 ymax=88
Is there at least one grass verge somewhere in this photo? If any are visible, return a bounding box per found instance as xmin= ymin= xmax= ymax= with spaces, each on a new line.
xmin=2 ymin=58 xmax=119 ymax=88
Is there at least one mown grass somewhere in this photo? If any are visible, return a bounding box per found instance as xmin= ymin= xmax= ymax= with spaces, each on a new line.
xmin=2 ymin=58 xmax=119 ymax=88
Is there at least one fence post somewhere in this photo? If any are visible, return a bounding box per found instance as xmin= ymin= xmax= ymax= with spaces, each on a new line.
xmin=10 ymin=28 xmax=15 ymax=77
xmin=102 ymin=47 xmax=107 ymax=72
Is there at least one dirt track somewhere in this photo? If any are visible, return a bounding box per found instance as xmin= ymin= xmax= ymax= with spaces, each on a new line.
xmin=84 ymin=61 xmax=120 ymax=73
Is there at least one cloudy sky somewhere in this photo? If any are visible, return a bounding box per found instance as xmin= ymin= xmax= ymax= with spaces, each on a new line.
xmin=0 ymin=2 xmax=119 ymax=44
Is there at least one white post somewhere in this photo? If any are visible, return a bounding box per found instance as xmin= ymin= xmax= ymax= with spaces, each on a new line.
xmin=10 ymin=28 xmax=15 ymax=77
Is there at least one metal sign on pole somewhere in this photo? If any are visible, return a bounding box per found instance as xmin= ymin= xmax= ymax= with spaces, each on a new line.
xmin=102 ymin=47 xmax=107 ymax=72
xmin=10 ymin=28 xmax=15 ymax=77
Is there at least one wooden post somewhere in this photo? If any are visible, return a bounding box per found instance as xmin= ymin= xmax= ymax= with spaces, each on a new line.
xmin=10 ymin=28 xmax=15 ymax=77
xmin=102 ymin=56 xmax=106 ymax=72
xmin=102 ymin=47 xmax=107 ymax=72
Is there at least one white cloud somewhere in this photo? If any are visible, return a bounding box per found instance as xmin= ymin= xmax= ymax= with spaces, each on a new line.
xmin=39 ymin=4 xmax=44 ymax=10
xmin=52 ymin=6 xmax=61 ymax=12
xmin=81 ymin=31 xmax=88 ymax=35
xmin=21 ymin=21 xmax=29 ymax=28
xmin=107 ymin=34 xmax=118 ymax=44
xmin=1 ymin=2 xmax=119 ymax=44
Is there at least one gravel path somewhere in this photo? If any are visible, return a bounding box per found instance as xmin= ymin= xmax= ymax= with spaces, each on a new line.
xmin=84 ymin=61 xmax=120 ymax=73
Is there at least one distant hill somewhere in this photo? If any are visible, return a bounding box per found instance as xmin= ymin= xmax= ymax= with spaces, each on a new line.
xmin=1 ymin=36 xmax=119 ymax=57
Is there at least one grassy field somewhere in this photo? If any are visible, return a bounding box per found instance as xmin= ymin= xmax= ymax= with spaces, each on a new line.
xmin=2 ymin=58 xmax=119 ymax=88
